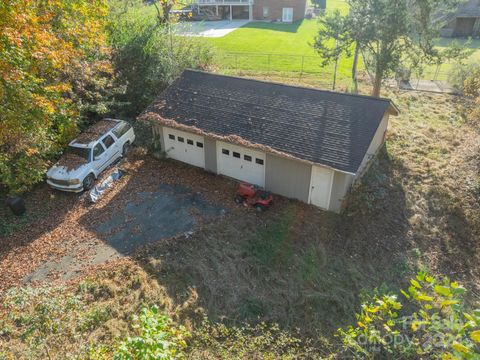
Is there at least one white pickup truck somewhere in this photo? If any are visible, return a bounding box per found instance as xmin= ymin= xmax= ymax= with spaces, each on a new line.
xmin=46 ymin=119 xmax=135 ymax=192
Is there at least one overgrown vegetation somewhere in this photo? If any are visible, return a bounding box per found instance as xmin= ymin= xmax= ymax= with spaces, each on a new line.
xmin=115 ymin=306 xmax=189 ymax=359
xmin=0 ymin=0 xmax=112 ymax=193
xmin=0 ymin=266 xmax=316 ymax=359
xmin=108 ymin=1 xmax=214 ymax=118
xmin=0 ymin=0 xmax=213 ymax=194
xmin=313 ymin=0 xmax=471 ymax=96
xmin=339 ymin=272 xmax=480 ymax=358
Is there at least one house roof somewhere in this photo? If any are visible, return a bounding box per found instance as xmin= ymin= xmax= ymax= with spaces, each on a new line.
xmin=140 ymin=70 xmax=398 ymax=174
xmin=456 ymin=0 xmax=480 ymax=17
xmin=441 ymin=0 xmax=480 ymax=20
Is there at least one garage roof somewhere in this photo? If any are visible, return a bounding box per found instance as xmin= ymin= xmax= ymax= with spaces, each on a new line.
xmin=142 ymin=70 xmax=398 ymax=174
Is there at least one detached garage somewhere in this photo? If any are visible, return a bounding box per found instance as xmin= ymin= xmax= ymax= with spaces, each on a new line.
xmin=140 ymin=70 xmax=398 ymax=213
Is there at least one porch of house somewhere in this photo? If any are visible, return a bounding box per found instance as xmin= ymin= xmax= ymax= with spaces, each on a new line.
xmin=195 ymin=0 xmax=253 ymax=21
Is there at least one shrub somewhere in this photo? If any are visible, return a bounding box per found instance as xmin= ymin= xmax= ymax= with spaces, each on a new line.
xmin=338 ymin=272 xmax=480 ymax=359
xmin=108 ymin=6 xmax=214 ymax=118
xmin=114 ymin=306 xmax=190 ymax=360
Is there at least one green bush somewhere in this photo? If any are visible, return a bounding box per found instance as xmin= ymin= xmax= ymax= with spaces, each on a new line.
xmin=338 ymin=272 xmax=480 ymax=359
xmin=114 ymin=306 xmax=189 ymax=360
xmin=108 ymin=5 xmax=214 ymax=118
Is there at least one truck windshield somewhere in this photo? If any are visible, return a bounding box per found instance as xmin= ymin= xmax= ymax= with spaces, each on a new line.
xmin=66 ymin=145 xmax=91 ymax=162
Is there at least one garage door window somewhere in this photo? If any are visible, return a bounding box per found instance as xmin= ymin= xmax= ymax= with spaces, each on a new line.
xmin=196 ymin=142 xmax=204 ymax=148
xmin=233 ymin=152 xmax=240 ymax=158
xmin=169 ymin=134 xmax=175 ymax=140
xmin=244 ymin=155 xmax=252 ymax=161
xmin=187 ymin=139 xmax=194 ymax=145
xmin=222 ymin=149 xmax=229 ymax=155
xmin=178 ymin=137 xmax=184 ymax=143
xmin=256 ymin=158 xmax=264 ymax=165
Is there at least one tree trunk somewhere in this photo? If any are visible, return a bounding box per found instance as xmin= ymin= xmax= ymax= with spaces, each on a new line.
xmin=372 ymin=69 xmax=383 ymax=97
xmin=351 ymin=43 xmax=359 ymax=93
xmin=333 ymin=56 xmax=338 ymax=91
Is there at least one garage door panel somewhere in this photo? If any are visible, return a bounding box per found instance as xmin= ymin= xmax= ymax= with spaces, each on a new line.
xmin=163 ymin=128 xmax=205 ymax=168
xmin=217 ymin=141 xmax=265 ymax=187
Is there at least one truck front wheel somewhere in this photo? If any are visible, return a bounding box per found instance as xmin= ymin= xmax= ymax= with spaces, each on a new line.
xmin=83 ymin=174 xmax=95 ymax=191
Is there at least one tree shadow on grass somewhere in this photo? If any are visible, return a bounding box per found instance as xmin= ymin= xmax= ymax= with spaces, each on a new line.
xmin=241 ymin=20 xmax=304 ymax=33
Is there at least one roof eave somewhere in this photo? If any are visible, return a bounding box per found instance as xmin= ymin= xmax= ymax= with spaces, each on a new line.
xmin=388 ymin=101 xmax=400 ymax=116
xmin=139 ymin=112 xmax=358 ymax=176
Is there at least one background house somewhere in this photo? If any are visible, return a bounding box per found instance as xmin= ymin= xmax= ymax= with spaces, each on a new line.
xmin=193 ymin=0 xmax=306 ymax=22
xmin=140 ymin=70 xmax=398 ymax=213
xmin=440 ymin=0 xmax=480 ymax=37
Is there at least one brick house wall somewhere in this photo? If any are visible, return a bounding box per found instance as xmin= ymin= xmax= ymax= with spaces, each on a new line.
xmin=252 ymin=0 xmax=306 ymax=22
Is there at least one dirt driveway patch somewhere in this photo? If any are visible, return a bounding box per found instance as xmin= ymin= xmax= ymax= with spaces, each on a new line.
xmin=24 ymin=183 xmax=224 ymax=283
xmin=1 ymin=154 xmax=232 ymax=290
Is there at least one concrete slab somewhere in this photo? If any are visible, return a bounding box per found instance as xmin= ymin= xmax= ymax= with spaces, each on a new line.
xmin=385 ymin=79 xmax=459 ymax=94
xmin=176 ymin=20 xmax=249 ymax=37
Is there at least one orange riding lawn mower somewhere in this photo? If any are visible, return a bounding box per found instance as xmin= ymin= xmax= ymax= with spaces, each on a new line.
xmin=234 ymin=182 xmax=273 ymax=212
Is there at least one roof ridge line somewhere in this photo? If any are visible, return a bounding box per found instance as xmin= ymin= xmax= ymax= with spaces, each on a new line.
xmin=183 ymin=69 xmax=395 ymax=105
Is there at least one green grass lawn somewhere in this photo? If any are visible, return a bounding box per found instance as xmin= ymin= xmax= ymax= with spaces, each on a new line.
xmin=204 ymin=0 xmax=479 ymax=81
xmin=208 ymin=19 xmax=355 ymax=80
xmin=139 ymin=0 xmax=479 ymax=83
xmin=206 ymin=0 xmax=353 ymax=78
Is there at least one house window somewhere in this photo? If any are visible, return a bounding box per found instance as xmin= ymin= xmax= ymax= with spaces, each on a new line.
xmin=187 ymin=139 xmax=194 ymax=145
xmin=233 ymin=152 xmax=240 ymax=158
xmin=222 ymin=149 xmax=229 ymax=155
xmin=178 ymin=137 xmax=184 ymax=143
xmin=196 ymin=142 xmax=204 ymax=148
xmin=256 ymin=158 xmax=264 ymax=165
xmin=263 ymin=6 xmax=269 ymax=18
xmin=244 ymin=155 xmax=252 ymax=162
xmin=168 ymin=134 xmax=175 ymax=140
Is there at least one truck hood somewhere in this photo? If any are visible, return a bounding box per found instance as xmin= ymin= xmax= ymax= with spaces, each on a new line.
xmin=47 ymin=163 xmax=88 ymax=180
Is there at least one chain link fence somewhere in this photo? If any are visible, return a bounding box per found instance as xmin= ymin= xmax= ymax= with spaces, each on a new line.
xmin=214 ymin=51 xmax=455 ymax=93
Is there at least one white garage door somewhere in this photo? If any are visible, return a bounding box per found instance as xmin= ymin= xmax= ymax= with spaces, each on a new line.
xmin=308 ymin=165 xmax=334 ymax=210
xmin=216 ymin=141 xmax=266 ymax=187
xmin=163 ymin=128 xmax=205 ymax=168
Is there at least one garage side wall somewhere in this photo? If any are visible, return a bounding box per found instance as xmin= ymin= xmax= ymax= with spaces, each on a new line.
xmin=328 ymin=171 xmax=355 ymax=213
xmin=152 ymin=124 xmax=165 ymax=152
xmin=204 ymin=138 xmax=217 ymax=173
xmin=355 ymin=113 xmax=389 ymax=181
xmin=265 ymin=154 xmax=312 ymax=202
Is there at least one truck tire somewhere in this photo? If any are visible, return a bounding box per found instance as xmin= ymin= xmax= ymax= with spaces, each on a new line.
xmin=122 ymin=142 xmax=130 ymax=156
xmin=83 ymin=174 xmax=95 ymax=191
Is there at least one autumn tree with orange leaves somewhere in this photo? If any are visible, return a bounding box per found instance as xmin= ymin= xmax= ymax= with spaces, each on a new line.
xmin=0 ymin=0 xmax=113 ymax=193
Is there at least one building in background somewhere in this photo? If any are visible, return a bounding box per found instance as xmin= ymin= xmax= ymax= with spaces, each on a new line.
xmin=440 ymin=0 xmax=480 ymax=37
xmin=193 ymin=0 xmax=307 ymax=22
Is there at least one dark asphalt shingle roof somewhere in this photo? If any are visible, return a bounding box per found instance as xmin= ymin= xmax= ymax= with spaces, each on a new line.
xmin=144 ymin=70 xmax=397 ymax=174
